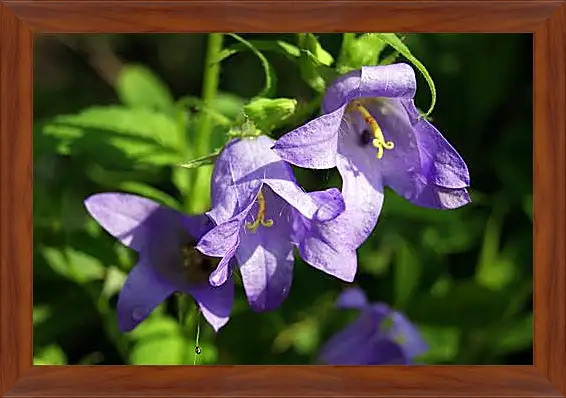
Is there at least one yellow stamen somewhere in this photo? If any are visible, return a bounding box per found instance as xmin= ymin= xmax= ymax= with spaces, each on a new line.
xmin=245 ymin=190 xmax=274 ymax=233
xmin=351 ymin=100 xmax=395 ymax=159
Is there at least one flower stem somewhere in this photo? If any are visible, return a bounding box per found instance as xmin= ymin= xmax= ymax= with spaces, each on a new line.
xmin=187 ymin=33 xmax=224 ymax=213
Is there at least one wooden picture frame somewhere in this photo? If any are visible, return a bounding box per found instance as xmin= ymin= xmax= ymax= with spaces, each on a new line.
xmin=1 ymin=1 xmax=563 ymax=396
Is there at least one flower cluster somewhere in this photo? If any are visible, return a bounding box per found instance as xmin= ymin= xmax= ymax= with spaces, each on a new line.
xmin=85 ymin=63 xmax=470 ymax=364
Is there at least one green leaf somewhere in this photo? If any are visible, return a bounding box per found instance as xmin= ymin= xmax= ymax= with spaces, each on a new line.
xmin=33 ymin=305 xmax=52 ymax=327
xmin=475 ymin=203 xmax=515 ymax=290
xmin=41 ymin=246 xmax=105 ymax=284
xmin=405 ymin=281 xmax=511 ymax=329
xmin=523 ymin=195 xmax=533 ymax=221
xmin=297 ymin=33 xmax=334 ymax=67
xmin=130 ymin=313 xmax=187 ymax=365
xmin=44 ymin=106 xmax=183 ymax=166
xmin=101 ymin=266 xmax=127 ymax=300
xmin=222 ymin=34 xmax=277 ymax=98
xmin=34 ymin=345 xmax=67 ymax=365
xmin=491 ymin=314 xmax=533 ymax=355
xmin=115 ymin=181 xmax=180 ymax=210
xmin=178 ymin=149 xmax=221 ymax=169
xmin=116 ymin=64 xmax=175 ymax=110
xmin=394 ymin=241 xmax=421 ymax=308
xmin=337 ymin=33 xmax=387 ymax=73
xmin=243 ymin=97 xmax=298 ymax=131
xmin=296 ymin=34 xmax=336 ymax=93
xmin=416 ymin=325 xmax=461 ymax=363
xmin=375 ymin=33 xmax=437 ymax=116
xmin=217 ymin=40 xmax=301 ymax=63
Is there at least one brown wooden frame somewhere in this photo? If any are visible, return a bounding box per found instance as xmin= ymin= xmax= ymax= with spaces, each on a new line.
xmin=1 ymin=1 xmax=564 ymax=397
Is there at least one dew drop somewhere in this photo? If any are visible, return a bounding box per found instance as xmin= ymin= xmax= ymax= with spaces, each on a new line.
xmin=195 ymin=346 xmax=202 ymax=355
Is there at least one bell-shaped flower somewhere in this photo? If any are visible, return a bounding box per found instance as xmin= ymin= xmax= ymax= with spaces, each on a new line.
xmin=196 ymin=135 xmax=349 ymax=312
xmin=318 ymin=287 xmax=428 ymax=365
xmin=84 ymin=193 xmax=234 ymax=332
xmin=273 ymin=63 xmax=471 ymax=248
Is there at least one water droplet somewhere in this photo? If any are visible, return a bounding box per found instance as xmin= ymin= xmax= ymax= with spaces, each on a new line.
xmin=132 ymin=307 xmax=145 ymax=322
xmin=195 ymin=346 xmax=202 ymax=355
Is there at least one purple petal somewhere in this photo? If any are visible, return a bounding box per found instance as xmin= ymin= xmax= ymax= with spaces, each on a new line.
xmin=209 ymin=136 xmax=320 ymax=222
xmin=84 ymin=193 xmax=185 ymax=253
xmin=196 ymin=219 xmax=241 ymax=287
xmin=291 ymin=188 xmax=355 ymax=281
xmin=299 ymin=234 xmax=358 ymax=282
xmin=357 ymin=99 xmax=425 ymax=203
xmin=336 ymin=287 xmax=368 ymax=310
xmin=197 ymin=218 xmax=242 ymax=257
xmin=183 ymin=214 xmax=216 ymax=241
xmin=410 ymin=185 xmax=471 ymax=210
xmin=318 ymin=309 xmax=382 ymax=365
xmin=402 ymin=99 xmax=470 ymax=189
xmin=332 ymin=123 xmax=386 ymax=248
xmin=311 ymin=188 xmax=346 ymax=222
xmin=322 ymin=64 xmax=417 ymax=114
xmin=272 ymin=106 xmax=344 ymax=170
xmin=370 ymin=340 xmax=410 ymax=365
xmin=237 ymin=189 xmax=294 ymax=312
xmin=389 ymin=311 xmax=428 ymax=359
xmin=362 ymin=99 xmax=470 ymax=209
xmin=188 ymin=278 xmax=234 ymax=332
xmin=117 ymin=257 xmax=175 ymax=332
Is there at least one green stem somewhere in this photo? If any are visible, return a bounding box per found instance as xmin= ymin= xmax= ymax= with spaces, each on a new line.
xmin=187 ymin=33 xmax=224 ymax=213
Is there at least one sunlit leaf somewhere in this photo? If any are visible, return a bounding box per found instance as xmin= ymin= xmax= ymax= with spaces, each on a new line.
xmin=34 ymin=345 xmax=67 ymax=365
xmin=44 ymin=106 xmax=183 ymax=166
xmin=116 ymin=64 xmax=175 ymax=111
xmin=375 ymin=33 xmax=437 ymax=116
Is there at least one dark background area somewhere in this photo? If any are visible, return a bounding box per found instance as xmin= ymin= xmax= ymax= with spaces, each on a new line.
xmin=33 ymin=33 xmax=533 ymax=365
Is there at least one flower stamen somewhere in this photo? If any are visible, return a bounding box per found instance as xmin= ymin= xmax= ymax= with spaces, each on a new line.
xmin=246 ymin=190 xmax=274 ymax=233
xmin=351 ymin=100 xmax=395 ymax=159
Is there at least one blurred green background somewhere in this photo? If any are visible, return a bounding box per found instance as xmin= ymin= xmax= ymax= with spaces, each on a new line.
xmin=33 ymin=33 xmax=533 ymax=365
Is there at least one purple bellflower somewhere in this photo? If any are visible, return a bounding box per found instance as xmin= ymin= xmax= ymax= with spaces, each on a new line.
xmin=84 ymin=193 xmax=234 ymax=332
xmin=318 ymin=287 xmax=428 ymax=365
xmin=273 ymin=63 xmax=471 ymax=247
xmin=196 ymin=135 xmax=350 ymax=312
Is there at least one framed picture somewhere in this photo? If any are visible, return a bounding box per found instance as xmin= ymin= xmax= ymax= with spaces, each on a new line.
xmin=1 ymin=1 xmax=564 ymax=397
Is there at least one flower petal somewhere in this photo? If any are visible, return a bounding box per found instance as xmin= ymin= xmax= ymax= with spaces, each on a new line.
xmin=210 ymin=136 xmax=320 ymax=221
xmin=334 ymin=123 xmax=386 ymax=248
xmin=84 ymin=193 xmax=185 ymax=252
xmin=188 ymin=278 xmax=234 ymax=332
xmin=336 ymin=287 xmax=368 ymax=310
xmin=389 ymin=311 xmax=428 ymax=359
xmin=318 ymin=310 xmax=380 ymax=365
xmin=322 ymin=64 xmax=416 ymax=114
xmin=370 ymin=340 xmax=410 ymax=365
xmin=117 ymin=257 xmax=175 ymax=332
xmin=411 ymin=185 xmax=471 ymax=210
xmin=294 ymin=189 xmax=357 ymax=282
xmin=183 ymin=214 xmax=216 ymax=241
xmin=196 ymin=218 xmax=241 ymax=287
xmin=402 ymin=99 xmax=470 ymax=189
xmin=237 ymin=189 xmax=294 ymax=312
xmin=271 ymin=106 xmax=345 ymax=170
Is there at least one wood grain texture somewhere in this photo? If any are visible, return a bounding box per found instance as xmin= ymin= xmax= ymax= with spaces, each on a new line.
xmin=0 ymin=2 xmax=33 ymax=396
xmin=1 ymin=0 xmax=564 ymax=397
xmin=533 ymin=2 xmax=566 ymax=395
xmin=2 ymin=366 xmax=562 ymax=398
xmin=3 ymin=1 xmax=562 ymax=33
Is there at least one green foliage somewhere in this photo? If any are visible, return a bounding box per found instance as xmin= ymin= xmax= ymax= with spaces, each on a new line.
xmin=116 ymin=64 xmax=175 ymax=110
xmin=33 ymin=33 xmax=532 ymax=366
xmin=337 ymin=33 xmax=387 ymax=72
xmin=375 ymin=33 xmax=437 ymax=116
